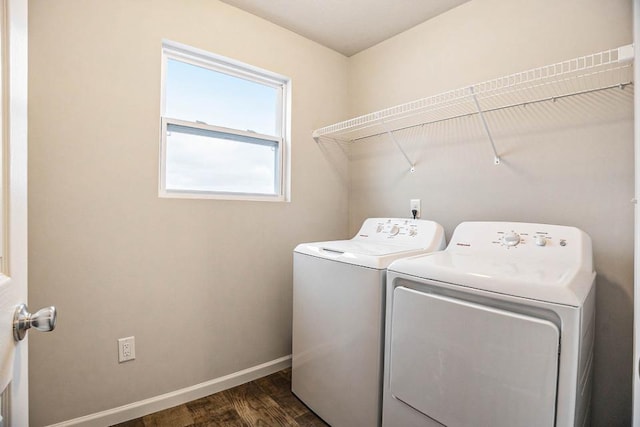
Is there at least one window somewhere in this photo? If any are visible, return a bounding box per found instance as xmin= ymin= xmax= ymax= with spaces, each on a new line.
xmin=160 ymin=41 xmax=290 ymax=200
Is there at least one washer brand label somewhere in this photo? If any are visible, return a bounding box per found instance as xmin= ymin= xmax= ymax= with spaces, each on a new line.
xmin=456 ymin=242 xmax=471 ymax=247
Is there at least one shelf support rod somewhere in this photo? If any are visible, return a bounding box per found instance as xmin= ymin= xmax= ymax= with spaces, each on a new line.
xmin=469 ymin=87 xmax=501 ymax=165
xmin=380 ymin=120 xmax=415 ymax=172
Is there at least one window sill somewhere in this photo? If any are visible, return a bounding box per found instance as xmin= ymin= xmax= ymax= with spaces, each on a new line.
xmin=158 ymin=189 xmax=289 ymax=202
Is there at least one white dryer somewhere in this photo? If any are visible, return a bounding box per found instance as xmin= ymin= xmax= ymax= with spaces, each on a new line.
xmin=292 ymin=218 xmax=446 ymax=427
xmin=383 ymin=222 xmax=595 ymax=427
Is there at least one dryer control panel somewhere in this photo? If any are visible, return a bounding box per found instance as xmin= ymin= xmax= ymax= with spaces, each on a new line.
xmin=447 ymin=221 xmax=593 ymax=272
xmin=493 ymin=229 xmax=567 ymax=249
xmin=389 ymin=220 xmax=595 ymax=307
xmin=449 ymin=222 xmax=579 ymax=250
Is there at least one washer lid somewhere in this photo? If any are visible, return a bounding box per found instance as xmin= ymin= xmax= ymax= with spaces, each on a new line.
xmin=295 ymin=240 xmax=440 ymax=270
xmin=388 ymin=221 xmax=595 ymax=306
xmin=295 ymin=218 xmax=446 ymax=269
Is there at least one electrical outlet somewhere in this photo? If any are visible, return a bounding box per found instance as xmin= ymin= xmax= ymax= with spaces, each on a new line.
xmin=118 ymin=336 xmax=136 ymax=363
xmin=410 ymin=199 xmax=421 ymax=219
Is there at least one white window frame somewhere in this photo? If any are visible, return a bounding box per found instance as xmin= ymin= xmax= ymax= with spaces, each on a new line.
xmin=159 ymin=40 xmax=291 ymax=201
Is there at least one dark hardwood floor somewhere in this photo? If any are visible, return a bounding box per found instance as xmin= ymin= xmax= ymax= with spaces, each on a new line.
xmin=112 ymin=368 xmax=329 ymax=427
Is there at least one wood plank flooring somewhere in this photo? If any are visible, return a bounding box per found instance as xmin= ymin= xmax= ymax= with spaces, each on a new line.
xmin=112 ymin=368 xmax=329 ymax=427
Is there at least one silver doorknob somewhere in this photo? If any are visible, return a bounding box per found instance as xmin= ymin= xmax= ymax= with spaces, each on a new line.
xmin=13 ymin=304 xmax=57 ymax=341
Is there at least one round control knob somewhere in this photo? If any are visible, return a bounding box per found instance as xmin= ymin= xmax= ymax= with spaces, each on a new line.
xmin=534 ymin=235 xmax=547 ymax=247
xmin=389 ymin=225 xmax=400 ymax=236
xmin=502 ymin=232 xmax=521 ymax=247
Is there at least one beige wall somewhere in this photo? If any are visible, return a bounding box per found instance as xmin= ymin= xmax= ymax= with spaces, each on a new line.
xmin=28 ymin=0 xmax=636 ymax=425
xmin=27 ymin=1 xmax=349 ymax=425
xmin=348 ymin=0 xmax=633 ymax=425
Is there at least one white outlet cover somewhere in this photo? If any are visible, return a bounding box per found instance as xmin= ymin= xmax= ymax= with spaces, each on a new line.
xmin=118 ymin=336 xmax=136 ymax=363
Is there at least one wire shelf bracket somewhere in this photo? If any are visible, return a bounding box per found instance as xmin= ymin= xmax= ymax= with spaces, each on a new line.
xmin=380 ymin=119 xmax=416 ymax=172
xmin=469 ymin=86 xmax=501 ymax=165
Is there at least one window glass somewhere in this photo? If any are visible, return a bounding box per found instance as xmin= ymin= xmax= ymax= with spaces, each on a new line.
xmin=165 ymin=59 xmax=279 ymax=136
xmin=165 ymin=124 xmax=278 ymax=195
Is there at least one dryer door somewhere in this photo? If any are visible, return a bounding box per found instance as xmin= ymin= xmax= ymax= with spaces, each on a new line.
xmin=389 ymin=287 xmax=559 ymax=427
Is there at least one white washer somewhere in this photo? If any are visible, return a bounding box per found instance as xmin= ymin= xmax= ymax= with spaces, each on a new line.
xmin=292 ymin=218 xmax=446 ymax=427
xmin=383 ymin=221 xmax=596 ymax=427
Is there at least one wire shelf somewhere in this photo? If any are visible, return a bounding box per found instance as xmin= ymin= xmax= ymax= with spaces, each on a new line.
xmin=313 ymin=45 xmax=634 ymax=145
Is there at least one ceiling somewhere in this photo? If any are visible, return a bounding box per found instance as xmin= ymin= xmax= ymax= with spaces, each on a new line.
xmin=218 ymin=0 xmax=472 ymax=57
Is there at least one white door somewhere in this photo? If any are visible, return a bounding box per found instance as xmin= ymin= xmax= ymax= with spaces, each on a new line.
xmin=0 ymin=1 xmax=30 ymax=425
xmin=634 ymin=1 xmax=640 ymax=426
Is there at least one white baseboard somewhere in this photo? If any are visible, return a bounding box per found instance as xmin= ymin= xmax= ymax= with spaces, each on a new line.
xmin=46 ymin=355 xmax=292 ymax=427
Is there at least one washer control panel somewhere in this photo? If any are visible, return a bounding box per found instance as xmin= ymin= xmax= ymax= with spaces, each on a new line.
xmin=375 ymin=219 xmax=418 ymax=237
xmin=355 ymin=218 xmax=444 ymax=246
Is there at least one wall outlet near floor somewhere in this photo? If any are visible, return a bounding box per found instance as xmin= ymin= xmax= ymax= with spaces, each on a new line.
xmin=118 ymin=336 xmax=135 ymax=363
xmin=410 ymin=199 xmax=421 ymax=219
